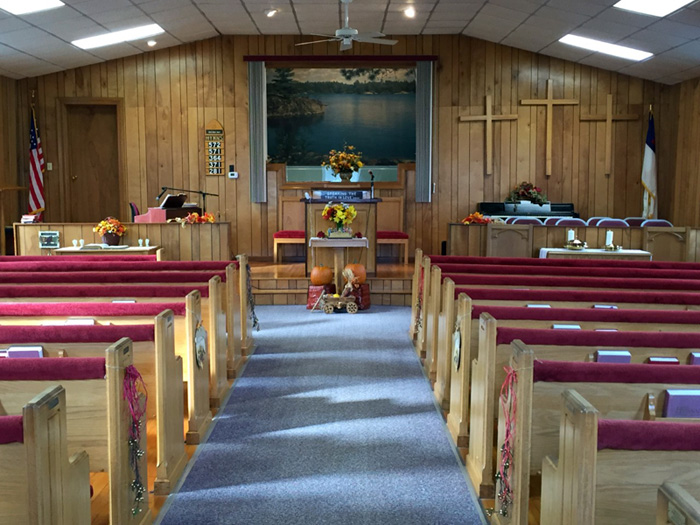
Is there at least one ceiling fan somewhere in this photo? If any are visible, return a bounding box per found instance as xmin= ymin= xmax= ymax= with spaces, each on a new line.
xmin=295 ymin=0 xmax=398 ymax=52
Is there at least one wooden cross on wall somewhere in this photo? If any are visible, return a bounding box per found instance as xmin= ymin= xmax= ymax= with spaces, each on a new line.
xmin=580 ymin=94 xmax=638 ymax=176
xmin=520 ymin=79 xmax=579 ymax=178
xmin=458 ymin=95 xmax=518 ymax=176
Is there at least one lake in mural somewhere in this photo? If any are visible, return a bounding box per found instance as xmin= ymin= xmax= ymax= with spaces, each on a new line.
xmin=267 ymin=67 xmax=416 ymax=167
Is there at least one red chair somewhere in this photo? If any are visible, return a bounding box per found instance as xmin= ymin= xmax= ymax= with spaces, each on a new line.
xmin=641 ymin=219 xmax=673 ymax=227
xmin=273 ymin=230 xmax=305 ymax=263
xmin=596 ymin=219 xmax=629 ymax=228
xmin=377 ymin=197 xmax=409 ymax=264
xmin=625 ymin=217 xmax=646 ymax=227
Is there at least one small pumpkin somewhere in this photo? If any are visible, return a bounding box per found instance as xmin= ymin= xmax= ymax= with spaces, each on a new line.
xmin=344 ymin=263 xmax=366 ymax=284
xmin=310 ymin=264 xmax=333 ymax=285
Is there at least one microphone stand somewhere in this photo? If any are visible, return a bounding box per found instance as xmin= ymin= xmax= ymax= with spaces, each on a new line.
xmin=155 ymin=186 xmax=219 ymax=213
xmin=369 ymin=171 xmax=375 ymax=199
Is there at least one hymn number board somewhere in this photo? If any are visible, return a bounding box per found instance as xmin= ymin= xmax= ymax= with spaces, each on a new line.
xmin=205 ymin=119 xmax=225 ymax=176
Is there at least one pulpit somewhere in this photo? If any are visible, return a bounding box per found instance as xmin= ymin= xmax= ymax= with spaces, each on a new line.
xmin=304 ymin=198 xmax=379 ymax=276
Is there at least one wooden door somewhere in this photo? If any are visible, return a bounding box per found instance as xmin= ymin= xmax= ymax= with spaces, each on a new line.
xmin=65 ymin=104 xmax=120 ymax=222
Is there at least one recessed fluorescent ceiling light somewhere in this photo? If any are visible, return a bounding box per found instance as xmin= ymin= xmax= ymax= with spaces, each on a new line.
xmin=72 ymin=23 xmax=164 ymax=50
xmin=559 ymin=34 xmax=652 ymax=61
xmin=0 ymin=0 xmax=64 ymax=15
xmin=613 ymin=0 xmax=694 ymax=17
xmin=265 ymin=9 xmax=278 ymax=17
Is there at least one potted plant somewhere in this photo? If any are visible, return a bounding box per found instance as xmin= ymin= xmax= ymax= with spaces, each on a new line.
xmin=321 ymin=202 xmax=357 ymax=237
xmin=93 ymin=217 xmax=126 ymax=245
xmin=322 ymin=144 xmax=363 ymax=182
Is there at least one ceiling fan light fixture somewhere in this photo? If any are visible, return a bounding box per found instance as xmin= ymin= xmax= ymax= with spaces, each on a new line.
xmin=404 ymin=6 xmax=416 ymax=18
xmin=264 ymin=8 xmax=278 ymax=18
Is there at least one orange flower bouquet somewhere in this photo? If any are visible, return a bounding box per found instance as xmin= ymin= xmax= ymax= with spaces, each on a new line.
xmin=93 ymin=217 xmax=127 ymax=236
xmin=173 ymin=212 xmax=216 ymax=228
xmin=461 ymin=212 xmax=492 ymax=225
xmin=322 ymin=144 xmax=363 ymax=181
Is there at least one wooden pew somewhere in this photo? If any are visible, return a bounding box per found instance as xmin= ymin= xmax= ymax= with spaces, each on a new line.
xmin=0 ymin=314 xmax=187 ymax=496
xmin=0 ymin=385 xmax=91 ymax=525
xmin=0 ymin=284 xmax=228 ymax=409
xmin=540 ymin=389 xmax=700 ymax=525
xmin=0 ymin=340 xmax=153 ymax=524
xmin=444 ymin=297 xmax=700 ymax=446
xmin=468 ymin=317 xmax=700 ymax=497
xmin=658 ymin=481 xmax=700 ymax=525
xmin=493 ymin=340 xmax=700 ymax=524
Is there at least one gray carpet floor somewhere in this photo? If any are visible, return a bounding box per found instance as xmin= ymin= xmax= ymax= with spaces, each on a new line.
xmin=157 ymin=305 xmax=487 ymax=525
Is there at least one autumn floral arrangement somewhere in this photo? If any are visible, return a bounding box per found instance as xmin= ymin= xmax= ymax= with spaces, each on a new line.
xmin=94 ymin=217 xmax=126 ymax=236
xmin=322 ymin=144 xmax=363 ymax=180
xmin=322 ymin=202 xmax=357 ymax=229
xmin=461 ymin=212 xmax=492 ymax=225
xmin=506 ymin=181 xmax=548 ymax=205
xmin=173 ymin=212 xmax=216 ymax=228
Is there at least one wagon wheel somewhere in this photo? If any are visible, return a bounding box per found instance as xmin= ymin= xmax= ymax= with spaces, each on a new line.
xmin=346 ymin=302 xmax=359 ymax=314
xmin=323 ymin=303 xmax=335 ymax=314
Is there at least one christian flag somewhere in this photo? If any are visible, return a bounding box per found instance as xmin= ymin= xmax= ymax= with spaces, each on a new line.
xmin=641 ymin=109 xmax=657 ymax=219
xmin=28 ymin=108 xmax=45 ymax=215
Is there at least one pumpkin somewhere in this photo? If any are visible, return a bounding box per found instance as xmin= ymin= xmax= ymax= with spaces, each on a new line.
xmin=343 ymin=263 xmax=366 ymax=284
xmin=310 ymin=265 xmax=333 ymax=285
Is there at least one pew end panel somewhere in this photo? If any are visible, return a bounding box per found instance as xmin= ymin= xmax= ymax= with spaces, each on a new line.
xmin=184 ymin=290 xmax=213 ymax=445
xmin=226 ymin=263 xmax=242 ymax=378
xmin=446 ymin=293 xmax=472 ymax=447
xmin=423 ymin=265 xmax=442 ymax=383
xmin=236 ymin=254 xmax=255 ymax=357
xmin=208 ymin=275 xmax=229 ymax=407
xmin=106 ymin=338 xmax=153 ymax=524
xmin=0 ymin=385 xmax=92 ymax=525
xmin=409 ymin=248 xmax=423 ymax=341
xmin=415 ymin=255 xmax=431 ymax=358
xmin=434 ymin=277 xmax=455 ymax=411
xmin=153 ymin=311 xmax=188 ymax=495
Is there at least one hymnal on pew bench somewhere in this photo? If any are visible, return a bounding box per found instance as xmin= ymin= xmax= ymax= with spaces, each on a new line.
xmin=663 ymin=390 xmax=700 ymax=418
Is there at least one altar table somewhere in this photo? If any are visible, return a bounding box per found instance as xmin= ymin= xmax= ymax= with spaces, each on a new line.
xmin=539 ymin=248 xmax=652 ymax=261
xmin=309 ymin=237 xmax=369 ymax=290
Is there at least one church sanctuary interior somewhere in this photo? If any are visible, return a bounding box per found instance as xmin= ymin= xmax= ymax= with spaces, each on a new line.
xmin=4 ymin=0 xmax=700 ymax=524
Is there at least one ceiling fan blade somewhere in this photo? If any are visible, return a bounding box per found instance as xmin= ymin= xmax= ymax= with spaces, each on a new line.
xmin=295 ymin=38 xmax=339 ymax=47
xmin=353 ymin=36 xmax=398 ymax=45
xmin=339 ymin=39 xmax=353 ymax=51
xmin=355 ymin=32 xmax=385 ymax=39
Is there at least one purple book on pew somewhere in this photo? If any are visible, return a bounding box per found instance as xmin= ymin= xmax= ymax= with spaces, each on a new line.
xmin=689 ymin=352 xmax=700 ymax=365
xmin=664 ymin=390 xmax=700 ymax=418
xmin=6 ymin=346 xmax=44 ymax=358
xmin=646 ymin=356 xmax=680 ymax=365
xmin=595 ymin=350 xmax=631 ymax=364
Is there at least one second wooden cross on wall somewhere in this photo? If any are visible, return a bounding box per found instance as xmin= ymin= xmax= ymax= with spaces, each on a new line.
xmin=520 ymin=79 xmax=579 ymax=178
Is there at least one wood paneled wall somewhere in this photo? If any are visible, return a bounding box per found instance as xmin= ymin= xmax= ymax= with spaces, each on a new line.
xmin=0 ymin=35 xmax=689 ymax=257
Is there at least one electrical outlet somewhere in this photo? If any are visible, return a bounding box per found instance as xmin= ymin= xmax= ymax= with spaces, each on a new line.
xmin=46 ymin=162 xmax=53 ymax=171
xmin=228 ymin=171 xmax=238 ymax=179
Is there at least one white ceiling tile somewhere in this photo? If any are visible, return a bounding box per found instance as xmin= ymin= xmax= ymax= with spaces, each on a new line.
xmin=545 ymin=0 xmax=605 ymax=17
xmin=619 ymin=30 xmax=689 ymax=54
xmin=539 ymin=41 xmax=593 ymax=62
xmin=579 ymin=52 xmax=634 ymax=71
xmin=479 ymin=4 xmax=530 ymax=23
xmin=487 ymin=0 xmax=545 ymax=15
xmin=577 ymin=17 xmax=640 ymax=40
xmin=647 ymin=19 xmax=700 ymax=40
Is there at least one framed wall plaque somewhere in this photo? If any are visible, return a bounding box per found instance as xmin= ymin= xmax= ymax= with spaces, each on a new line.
xmin=38 ymin=231 xmax=60 ymax=249
xmin=204 ymin=119 xmax=224 ymax=176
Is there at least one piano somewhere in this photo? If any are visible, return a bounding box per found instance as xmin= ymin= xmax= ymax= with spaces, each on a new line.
xmin=477 ymin=201 xmax=578 ymax=219
xmin=134 ymin=206 xmax=202 ymax=223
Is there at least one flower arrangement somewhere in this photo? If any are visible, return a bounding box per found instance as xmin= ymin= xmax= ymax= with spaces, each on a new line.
xmin=173 ymin=212 xmax=216 ymax=228
xmin=506 ymin=181 xmax=548 ymax=205
xmin=322 ymin=144 xmax=363 ymax=179
xmin=322 ymin=202 xmax=357 ymax=228
xmin=461 ymin=212 xmax=492 ymax=225
xmin=93 ymin=217 xmax=126 ymax=236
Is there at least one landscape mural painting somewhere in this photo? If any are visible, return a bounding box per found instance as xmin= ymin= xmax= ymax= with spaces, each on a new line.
xmin=266 ymin=67 xmax=416 ymax=181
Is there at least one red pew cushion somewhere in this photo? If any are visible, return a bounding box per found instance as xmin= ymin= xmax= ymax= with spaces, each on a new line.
xmin=0 ymin=415 xmax=23 ymax=444
xmin=377 ymin=230 xmax=409 ymax=239
xmin=273 ymin=230 xmax=305 ymax=239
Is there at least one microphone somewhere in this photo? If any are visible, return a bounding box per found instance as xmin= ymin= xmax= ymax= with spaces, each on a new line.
xmin=155 ymin=187 xmax=168 ymax=201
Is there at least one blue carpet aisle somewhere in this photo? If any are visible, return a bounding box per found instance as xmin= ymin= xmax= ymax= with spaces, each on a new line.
xmin=157 ymin=305 xmax=487 ymax=525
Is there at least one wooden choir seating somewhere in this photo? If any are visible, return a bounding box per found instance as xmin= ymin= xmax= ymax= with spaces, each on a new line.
xmin=0 ymin=340 xmax=151 ymax=525
xmin=468 ymin=317 xmax=700 ymax=497
xmin=273 ymin=195 xmax=306 ymax=263
xmin=492 ymin=340 xmax=700 ymax=524
xmin=540 ymin=389 xmax=700 ymax=525
xmin=0 ymin=313 xmax=188 ymax=499
xmin=376 ymin=196 xmax=409 ymax=264
xmin=0 ymin=385 xmax=91 ymax=525
xmin=658 ymin=481 xmax=700 ymax=525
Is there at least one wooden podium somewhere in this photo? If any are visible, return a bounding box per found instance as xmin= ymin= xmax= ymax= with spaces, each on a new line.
xmin=304 ymin=199 xmax=379 ymax=276
xmin=0 ymin=186 xmax=27 ymax=255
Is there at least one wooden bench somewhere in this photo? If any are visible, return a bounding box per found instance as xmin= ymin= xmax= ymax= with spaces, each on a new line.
xmin=0 ymin=314 xmax=188 ymax=496
xmin=540 ymin=389 xmax=700 ymax=524
xmin=468 ymin=318 xmax=700 ymax=497
xmin=376 ymin=196 xmax=409 ymax=264
xmin=0 ymin=385 xmax=91 ymax=525
xmin=493 ymin=340 xmax=700 ymax=524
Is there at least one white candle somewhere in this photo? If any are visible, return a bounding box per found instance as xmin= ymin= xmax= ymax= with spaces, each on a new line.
xmin=567 ymin=229 xmax=575 ymax=242
xmin=605 ymin=230 xmax=613 ymax=246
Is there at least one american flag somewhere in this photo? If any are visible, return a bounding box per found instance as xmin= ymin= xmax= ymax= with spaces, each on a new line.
xmin=28 ymin=109 xmax=45 ymax=215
